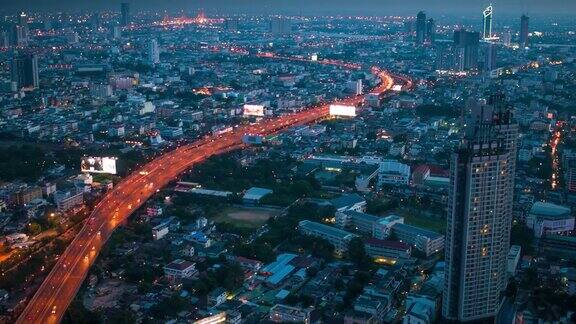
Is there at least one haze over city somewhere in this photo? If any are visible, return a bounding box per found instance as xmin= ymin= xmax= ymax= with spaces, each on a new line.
xmin=0 ymin=0 xmax=575 ymax=324
xmin=3 ymin=0 xmax=576 ymax=15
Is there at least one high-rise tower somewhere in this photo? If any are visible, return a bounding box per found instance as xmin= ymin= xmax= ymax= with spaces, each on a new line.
xmin=426 ymin=18 xmax=436 ymax=44
xmin=11 ymin=53 xmax=39 ymax=89
xmin=483 ymin=4 xmax=493 ymax=40
xmin=148 ymin=39 xmax=160 ymax=64
xmin=443 ymin=94 xmax=518 ymax=322
xmin=519 ymin=14 xmax=529 ymax=48
xmin=415 ymin=11 xmax=427 ymax=45
xmin=121 ymin=3 xmax=130 ymax=26
xmin=453 ymin=29 xmax=480 ymax=71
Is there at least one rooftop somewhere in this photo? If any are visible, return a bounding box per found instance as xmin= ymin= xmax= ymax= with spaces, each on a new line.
xmin=393 ymin=223 xmax=443 ymax=239
xmin=299 ymin=220 xmax=357 ymax=240
xmin=365 ymin=238 xmax=411 ymax=251
xmin=243 ymin=187 xmax=273 ymax=200
xmin=164 ymin=259 xmax=195 ymax=271
xmin=529 ymin=202 xmax=571 ymax=219
xmin=330 ymin=193 xmax=365 ymax=209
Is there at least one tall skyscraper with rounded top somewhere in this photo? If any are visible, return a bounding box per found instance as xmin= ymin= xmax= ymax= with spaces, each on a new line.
xmin=482 ymin=4 xmax=493 ymax=40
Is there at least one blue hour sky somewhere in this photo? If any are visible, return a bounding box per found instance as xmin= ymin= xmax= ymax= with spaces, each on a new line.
xmin=1 ymin=0 xmax=575 ymax=16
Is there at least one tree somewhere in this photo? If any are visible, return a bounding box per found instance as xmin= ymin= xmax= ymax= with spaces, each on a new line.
xmin=511 ymin=223 xmax=535 ymax=255
xmin=347 ymin=238 xmax=371 ymax=270
xmin=26 ymin=222 xmax=42 ymax=235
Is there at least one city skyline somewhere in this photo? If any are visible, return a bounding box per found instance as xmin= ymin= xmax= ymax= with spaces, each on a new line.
xmin=1 ymin=0 xmax=575 ymax=15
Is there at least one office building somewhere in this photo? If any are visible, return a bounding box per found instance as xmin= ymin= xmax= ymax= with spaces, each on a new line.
xmin=9 ymin=24 xmax=28 ymax=47
xmin=426 ymin=18 xmax=436 ymax=44
xmin=483 ymin=43 xmax=497 ymax=71
xmin=112 ymin=26 xmax=122 ymax=39
xmin=89 ymin=83 xmax=113 ymax=99
xmin=90 ymin=12 xmax=101 ymax=30
xmin=520 ymin=14 xmax=530 ymax=48
xmin=11 ymin=54 xmax=39 ymax=89
xmin=502 ymin=30 xmax=512 ymax=46
xmin=120 ymin=2 xmax=130 ymax=26
xmin=148 ymin=39 xmax=160 ymax=64
xmin=453 ymin=29 xmax=480 ymax=71
xmin=0 ymin=31 xmax=9 ymax=48
xmin=443 ymin=94 xmax=518 ymax=322
xmin=415 ymin=11 xmax=426 ymax=45
xmin=566 ymin=156 xmax=576 ymax=192
xmin=270 ymin=17 xmax=292 ymax=35
xmin=16 ymin=12 xmax=30 ymax=45
xmin=482 ymin=4 xmax=493 ymax=40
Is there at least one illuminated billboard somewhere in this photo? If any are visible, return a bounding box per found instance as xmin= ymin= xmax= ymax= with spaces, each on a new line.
xmin=243 ymin=104 xmax=265 ymax=117
xmin=81 ymin=157 xmax=117 ymax=174
xmin=392 ymin=85 xmax=403 ymax=92
xmin=329 ymin=104 xmax=356 ymax=117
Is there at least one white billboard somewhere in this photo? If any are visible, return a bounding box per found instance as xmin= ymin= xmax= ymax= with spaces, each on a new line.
xmin=243 ymin=104 xmax=265 ymax=117
xmin=81 ymin=157 xmax=118 ymax=174
xmin=329 ymin=104 xmax=356 ymax=117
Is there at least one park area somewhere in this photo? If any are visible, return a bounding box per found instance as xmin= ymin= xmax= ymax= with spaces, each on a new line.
xmin=212 ymin=206 xmax=280 ymax=229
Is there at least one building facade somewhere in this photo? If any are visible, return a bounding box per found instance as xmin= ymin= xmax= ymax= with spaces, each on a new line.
xmin=443 ymin=94 xmax=518 ymax=321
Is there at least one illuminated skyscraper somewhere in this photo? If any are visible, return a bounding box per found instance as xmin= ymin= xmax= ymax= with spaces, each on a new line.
xmin=415 ymin=11 xmax=426 ymax=45
xmin=482 ymin=4 xmax=493 ymax=40
xmin=443 ymin=94 xmax=518 ymax=322
xmin=520 ymin=14 xmax=530 ymax=48
xmin=121 ymin=2 xmax=130 ymax=26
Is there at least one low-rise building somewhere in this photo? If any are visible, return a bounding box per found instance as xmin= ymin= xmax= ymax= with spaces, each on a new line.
xmin=298 ymin=220 xmax=358 ymax=252
xmin=152 ymin=221 xmax=170 ymax=240
xmin=336 ymin=210 xmax=379 ymax=233
xmin=526 ymin=202 xmax=574 ymax=238
xmin=392 ymin=223 xmax=444 ymax=256
xmin=54 ymin=189 xmax=84 ymax=211
xmin=207 ymin=287 xmax=227 ymax=308
xmin=242 ymin=187 xmax=273 ymax=204
xmin=403 ymin=294 xmax=437 ymax=324
xmin=163 ymin=259 xmax=197 ymax=279
xmin=330 ymin=193 xmax=366 ymax=212
xmin=269 ymin=304 xmax=314 ymax=323
xmin=373 ymin=215 xmax=405 ymax=239
xmin=364 ymin=238 xmax=412 ymax=264
xmin=378 ymin=160 xmax=411 ymax=186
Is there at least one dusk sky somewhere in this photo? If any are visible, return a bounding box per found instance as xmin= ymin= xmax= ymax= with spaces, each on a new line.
xmin=2 ymin=0 xmax=576 ymax=16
